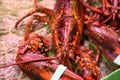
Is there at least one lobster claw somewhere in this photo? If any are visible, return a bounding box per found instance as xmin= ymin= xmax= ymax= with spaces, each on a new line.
xmin=16 ymin=51 xmax=84 ymax=80
xmin=16 ymin=34 xmax=84 ymax=80
xmin=16 ymin=52 xmax=51 ymax=80
xmin=86 ymin=24 xmax=120 ymax=63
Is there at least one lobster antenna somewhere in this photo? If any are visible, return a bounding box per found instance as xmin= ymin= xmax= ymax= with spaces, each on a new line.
xmin=0 ymin=57 xmax=57 ymax=68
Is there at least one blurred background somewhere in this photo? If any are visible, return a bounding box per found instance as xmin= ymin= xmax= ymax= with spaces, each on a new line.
xmin=0 ymin=0 xmax=118 ymax=80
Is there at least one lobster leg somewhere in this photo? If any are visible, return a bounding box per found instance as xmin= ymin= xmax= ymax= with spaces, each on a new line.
xmin=15 ymin=1 xmax=53 ymax=28
xmin=102 ymin=0 xmax=110 ymax=11
xmin=24 ymin=15 xmax=51 ymax=41
xmin=80 ymin=0 xmax=102 ymax=14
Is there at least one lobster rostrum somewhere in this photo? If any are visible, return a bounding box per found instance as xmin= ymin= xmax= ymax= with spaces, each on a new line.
xmin=1 ymin=0 xmax=120 ymax=80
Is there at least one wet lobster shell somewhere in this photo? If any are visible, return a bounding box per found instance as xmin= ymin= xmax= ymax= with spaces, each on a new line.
xmin=86 ymin=25 xmax=120 ymax=61
xmin=16 ymin=34 xmax=84 ymax=80
xmin=16 ymin=52 xmax=51 ymax=80
xmin=16 ymin=52 xmax=84 ymax=80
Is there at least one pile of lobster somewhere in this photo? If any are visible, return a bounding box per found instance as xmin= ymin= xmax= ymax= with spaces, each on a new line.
xmin=4 ymin=0 xmax=120 ymax=80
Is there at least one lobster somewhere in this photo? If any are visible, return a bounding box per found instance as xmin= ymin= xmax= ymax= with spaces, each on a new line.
xmin=1 ymin=0 xmax=120 ymax=80
xmin=15 ymin=0 xmax=101 ymax=80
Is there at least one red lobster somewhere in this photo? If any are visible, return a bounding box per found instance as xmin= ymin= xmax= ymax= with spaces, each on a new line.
xmin=1 ymin=0 xmax=120 ymax=80
xmin=15 ymin=0 xmax=101 ymax=80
